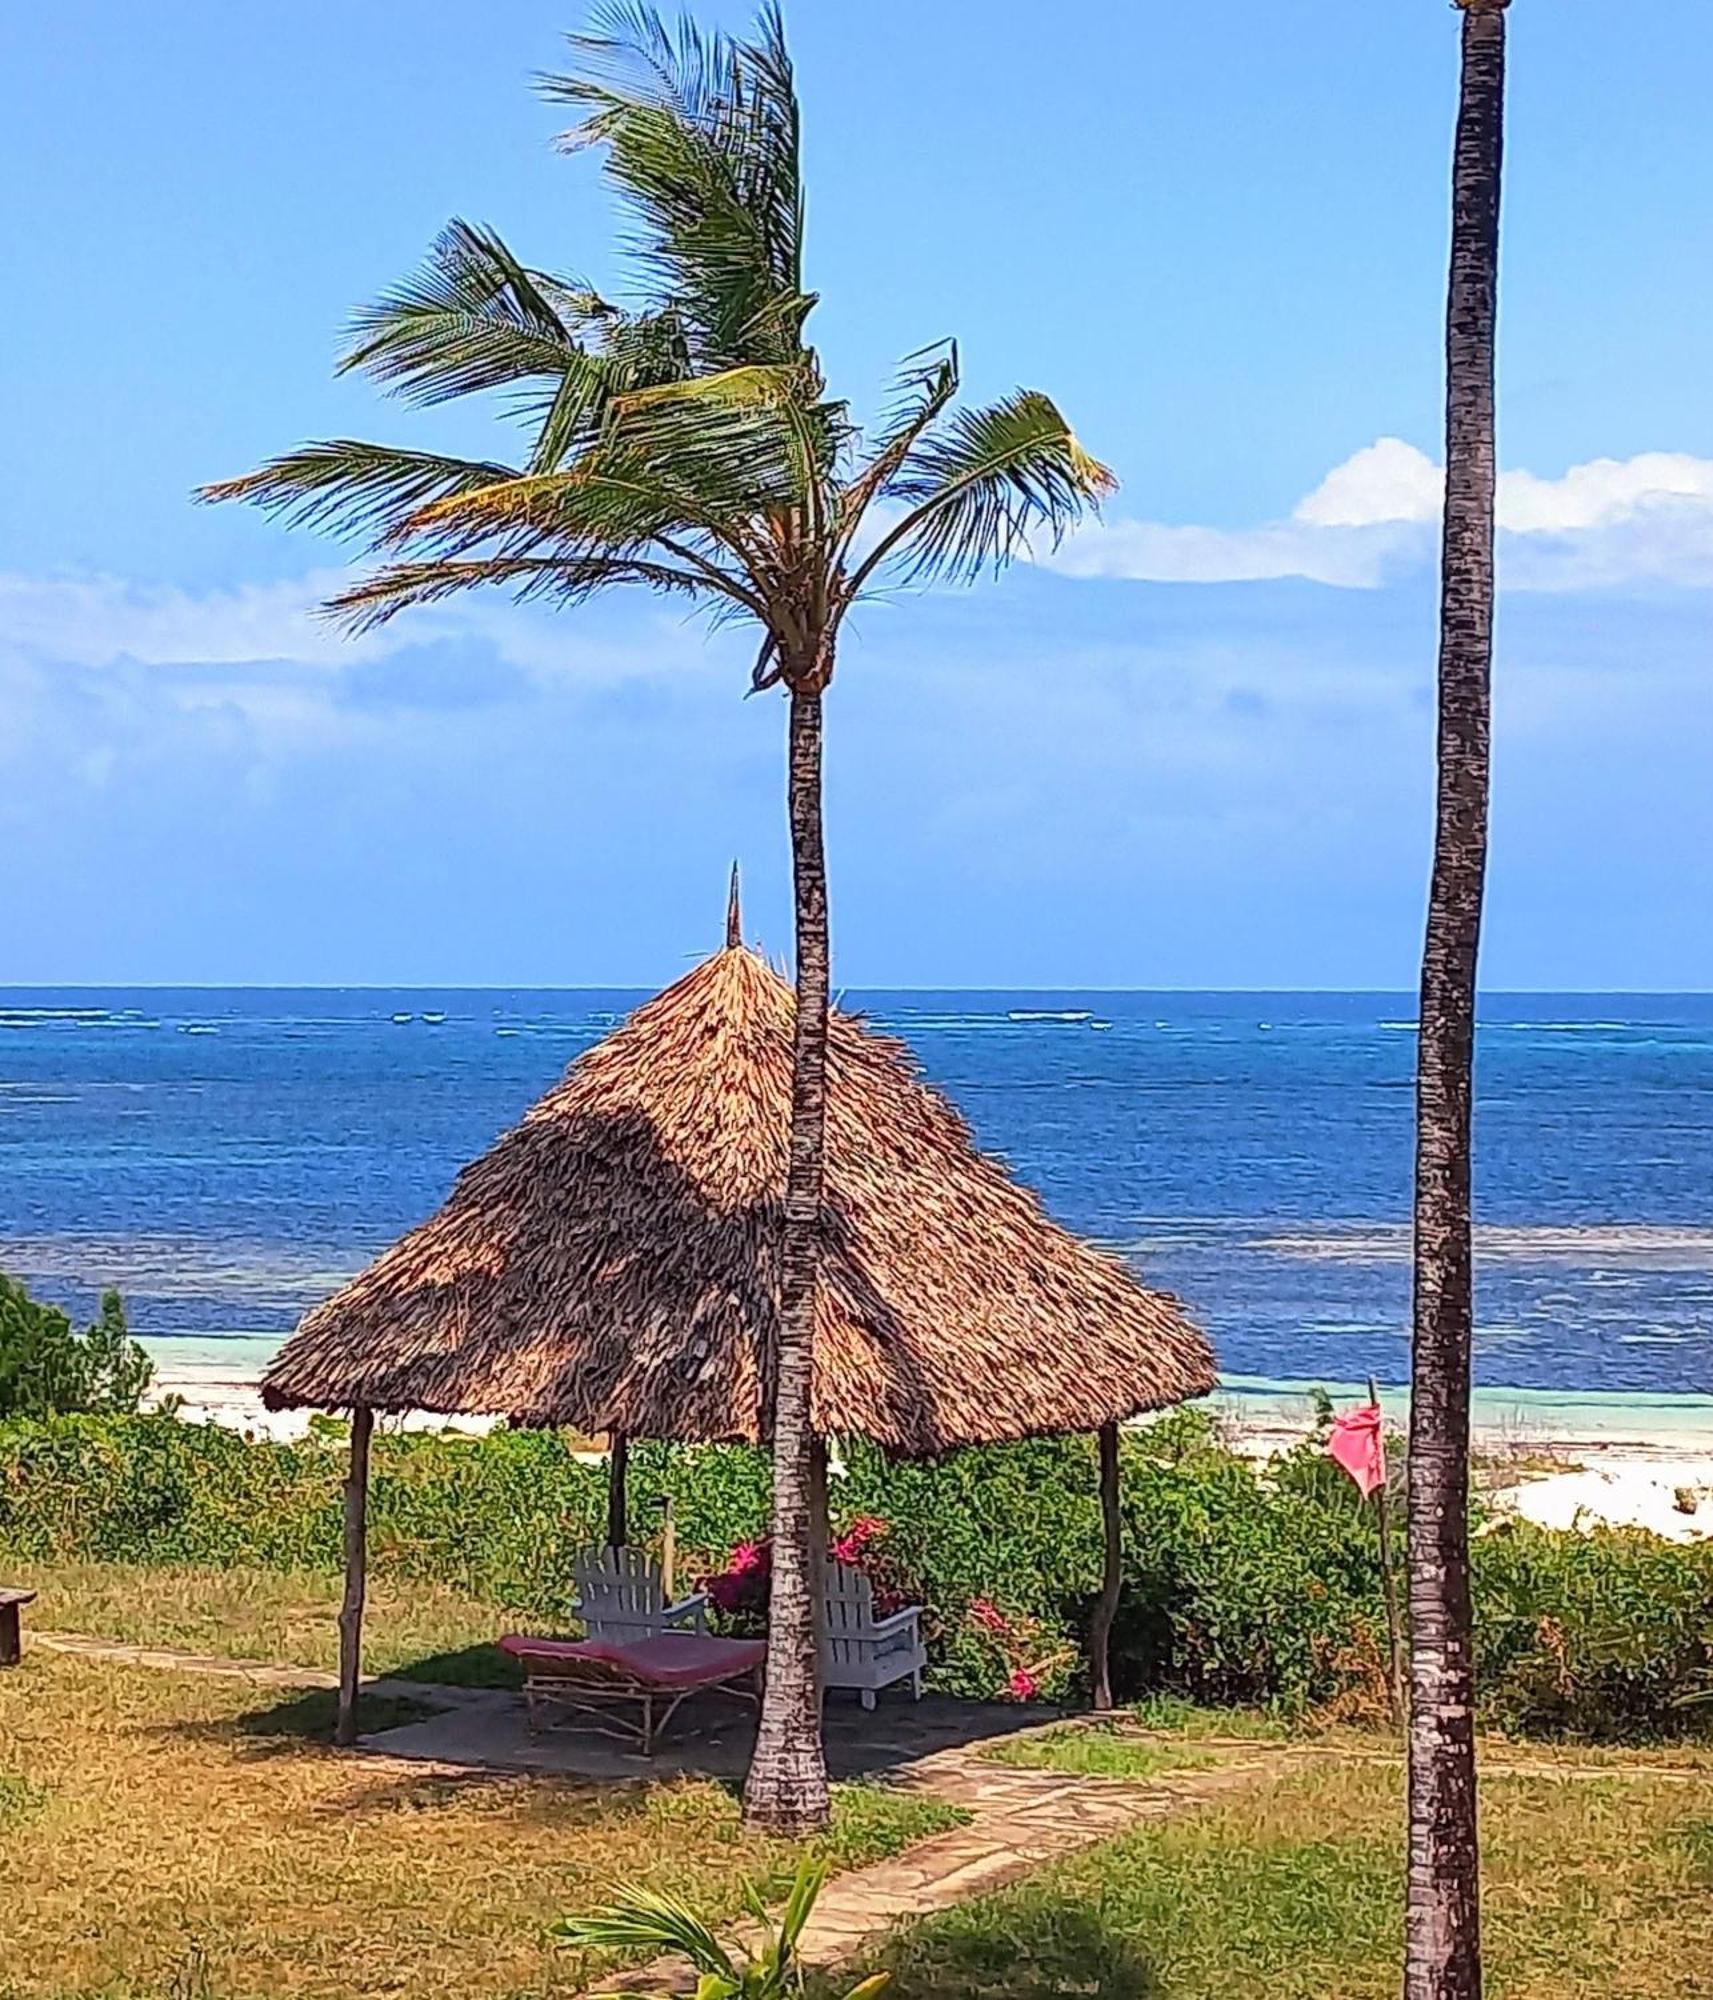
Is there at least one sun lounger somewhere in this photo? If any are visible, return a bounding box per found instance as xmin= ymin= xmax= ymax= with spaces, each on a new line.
xmin=497 ymin=1631 xmax=767 ymax=1754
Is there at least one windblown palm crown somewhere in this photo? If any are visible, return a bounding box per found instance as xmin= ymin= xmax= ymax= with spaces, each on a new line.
xmin=201 ymin=3 xmax=1114 ymax=687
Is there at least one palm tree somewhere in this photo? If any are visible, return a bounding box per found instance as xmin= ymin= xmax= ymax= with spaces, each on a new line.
xmin=1407 ymin=3 xmax=1509 ymax=1995
xmin=200 ymin=2 xmax=1112 ymax=1834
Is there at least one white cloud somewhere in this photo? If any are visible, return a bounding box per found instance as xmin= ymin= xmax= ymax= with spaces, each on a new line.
xmin=1294 ymin=437 xmax=1444 ymax=528
xmin=0 ymin=569 xmax=376 ymax=671
xmin=1046 ymin=439 xmax=1713 ymax=591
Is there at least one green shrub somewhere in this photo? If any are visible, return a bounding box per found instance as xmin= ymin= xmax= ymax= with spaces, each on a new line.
xmin=0 ymin=1276 xmax=152 ymax=1418
xmin=3 ymin=1406 xmax=1709 ymax=1740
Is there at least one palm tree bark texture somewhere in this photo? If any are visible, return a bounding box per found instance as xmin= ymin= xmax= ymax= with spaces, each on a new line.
xmin=1407 ymin=6 xmax=1507 ymax=1999
xmin=742 ymin=678 xmax=834 ymax=1831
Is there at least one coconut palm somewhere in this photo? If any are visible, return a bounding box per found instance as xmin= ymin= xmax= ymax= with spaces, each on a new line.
xmin=200 ymin=1 xmax=1112 ymax=1834
xmin=1407 ymin=3 xmax=1509 ymax=1995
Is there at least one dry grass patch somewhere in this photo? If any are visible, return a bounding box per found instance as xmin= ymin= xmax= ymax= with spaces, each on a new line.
xmin=0 ymin=1652 xmax=960 ymax=2000
xmin=2 ymin=1557 xmax=517 ymax=1683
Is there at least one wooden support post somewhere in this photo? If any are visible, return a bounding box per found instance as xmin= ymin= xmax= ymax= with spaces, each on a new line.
xmin=607 ymin=1432 xmax=629 ymax=1549
xmin=659 ymin=1492 xmax=677 ymax=1602
xmin=336 ymin=1406 xmax=374 ymax=1748
xmin=1090 ymin=1420 xmax=1122 ymax=1712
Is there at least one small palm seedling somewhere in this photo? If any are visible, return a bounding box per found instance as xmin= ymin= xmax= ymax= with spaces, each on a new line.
xmin=551 ymin=1854 xmax=889 ymax=1998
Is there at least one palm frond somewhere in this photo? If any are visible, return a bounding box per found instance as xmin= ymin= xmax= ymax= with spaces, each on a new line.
xmin=195 ymin=442 xmax=518 ymax=542
xmin=324 ymin=552 xmax=713 ymax=632
xmin=550 ymin=1884 xmax=737 ymax=1978
xmin=837 ymin=340 xmax=960 ymax=545
xmin=617 ymin=361 xmax=843 ymax=523
xmin=847 ymin=390 xmax=1115 ymax=594
xmin=541 ymin=2 xmax=808 ymax=370
xmin=340 ymin=219 xmax=605 ymax=408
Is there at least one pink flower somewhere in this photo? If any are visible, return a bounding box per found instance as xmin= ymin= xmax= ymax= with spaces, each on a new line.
xmin=830 ymin=1515 xmax=887 ymax=1563
xmin=727 ymin=1540 xmax=769 ymax=1578
xmin=1006 ymin=1668 xmax=1038 ymax=1701
xmin=968 ymin=1598 xmax=1010 ymax=1636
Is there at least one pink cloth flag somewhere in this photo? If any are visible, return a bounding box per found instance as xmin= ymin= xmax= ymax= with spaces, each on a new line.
xmin=1328 ymin=1402 xmax=1387 ymax=1498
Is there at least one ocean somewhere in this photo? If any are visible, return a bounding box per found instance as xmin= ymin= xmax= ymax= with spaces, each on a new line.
xmin=2 ymin=987 xmax=1711 ymax=1404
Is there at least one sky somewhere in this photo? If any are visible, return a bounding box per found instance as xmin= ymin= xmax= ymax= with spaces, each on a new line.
xmin=2 ymin=1 xmax=1709 ymax=990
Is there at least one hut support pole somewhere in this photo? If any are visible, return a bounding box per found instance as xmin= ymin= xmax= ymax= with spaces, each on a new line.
xmin=336 ymin=1406 xmax=374 ymax=1748
xmin=1091 ymin=1420 xmax=1122 ymax=1712
xmin=606 ymin=1432 xmax=629 ymax=1548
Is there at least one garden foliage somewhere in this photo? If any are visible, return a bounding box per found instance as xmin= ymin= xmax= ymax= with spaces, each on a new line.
xmin=0 ymin=1275 xmax=154 ymax=1419
xmin=1 ymin=1405 xmax=1708 ymax=1739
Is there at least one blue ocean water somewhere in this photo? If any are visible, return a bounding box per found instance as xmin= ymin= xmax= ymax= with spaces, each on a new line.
xmin=2 ymin=988 xmax=1711 ymax=1398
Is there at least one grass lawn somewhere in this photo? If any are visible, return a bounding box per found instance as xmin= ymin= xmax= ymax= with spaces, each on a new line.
xmin=1 ymin=1556 xmax=523 ymax=1684
xmin=838 ymin=1752 xmax=1713 ymax=1999
xmin=0 ymin=1649 xmax=961 ymax=2000
xmin=981 ymin=1719 xmax=1218 ymax=1779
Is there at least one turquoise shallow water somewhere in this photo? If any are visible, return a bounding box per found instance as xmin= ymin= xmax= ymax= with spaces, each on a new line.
xmin=3 ymin=987 xmax=1711 ymax=1401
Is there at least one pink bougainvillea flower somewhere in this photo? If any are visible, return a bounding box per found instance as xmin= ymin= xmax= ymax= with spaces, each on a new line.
xmin=968 ymin=1597 xmax=1010 ymax=1636
xmin=1006 ymin=1668 xmax=1038 ymax=1701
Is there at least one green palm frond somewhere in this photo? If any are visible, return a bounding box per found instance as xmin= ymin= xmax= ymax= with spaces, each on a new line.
xmin=837 ymin=341 xmax=960 ymax=544
xmin=325 ymin=552 xmax=714 ymax=631
xmin=195 ymin=441 xmax=519 ymax=541
xmin=849 ymin=389 xmax=1116 ymax=593
xmin=542 ymin=2 xmax=808 ymax=369
xmin=617 ymin=361 xmax=844 ymax=523
xmin=550 ymin=1883 xmax=738 ymax=1979
xmin=340 ymin=219 xmax=606 ymax=407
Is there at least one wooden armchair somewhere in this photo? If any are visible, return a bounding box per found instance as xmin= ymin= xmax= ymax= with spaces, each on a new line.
xmin=820 ymin=1560 xmax=926 ymax=1709
xmin=571 ymin=1544 xmax=708 ymax=1644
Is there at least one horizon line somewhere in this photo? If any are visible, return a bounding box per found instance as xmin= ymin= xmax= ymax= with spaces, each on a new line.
xmin=3 ymin=981 xmax=1712 ymax=999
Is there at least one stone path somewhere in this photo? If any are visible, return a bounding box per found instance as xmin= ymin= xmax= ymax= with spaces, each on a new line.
xmin=593 ymin=1748 xmax=1283 ymax=1994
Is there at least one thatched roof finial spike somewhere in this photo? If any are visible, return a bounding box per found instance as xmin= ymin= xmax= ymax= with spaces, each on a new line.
xmin=725 ymin=861 xmax=742 ymax=949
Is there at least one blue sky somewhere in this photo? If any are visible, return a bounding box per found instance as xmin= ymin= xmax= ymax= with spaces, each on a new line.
xmin=2 ymin=1 xmax=1709 ymax=988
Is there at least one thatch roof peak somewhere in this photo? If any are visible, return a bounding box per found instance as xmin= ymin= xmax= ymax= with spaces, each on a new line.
xmin=262 ymin=940 xmax=1215 ymax=1452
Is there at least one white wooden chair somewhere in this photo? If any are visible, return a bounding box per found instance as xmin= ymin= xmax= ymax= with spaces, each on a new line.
xmin=571 ymin=1545 xmax=708 ymax=1644
xmin=819 ymin=1559 xmax=926 ymax=1709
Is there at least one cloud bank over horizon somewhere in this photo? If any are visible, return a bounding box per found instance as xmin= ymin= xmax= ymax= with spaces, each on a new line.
xmin=1045 ymin=439 xmax=1713 ymax=591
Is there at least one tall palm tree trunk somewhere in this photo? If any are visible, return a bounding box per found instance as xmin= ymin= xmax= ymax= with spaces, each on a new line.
xmin=1407 ymin=6 xmax=1507 ymax=1997
xmin=743 ymin=679 xmax=834 ymax=1834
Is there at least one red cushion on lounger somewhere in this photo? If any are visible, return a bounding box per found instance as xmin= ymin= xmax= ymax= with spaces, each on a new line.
xmin=497 ymin=1632 xmax=766 ymax=1688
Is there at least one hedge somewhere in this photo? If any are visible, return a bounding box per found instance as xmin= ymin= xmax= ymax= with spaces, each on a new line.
xmin=2 ymin=1408 xmax=1709 ymax=1739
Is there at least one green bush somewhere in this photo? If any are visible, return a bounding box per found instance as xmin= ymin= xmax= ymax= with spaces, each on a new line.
xmin=0 ymin=1276 xmax=153 ymax=1418
xmin=2 ymin=1406 xmax=1709 ymax=1740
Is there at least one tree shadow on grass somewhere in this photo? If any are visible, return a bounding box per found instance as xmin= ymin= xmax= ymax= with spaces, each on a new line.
xmin=171 ymin=1686 xmax=443 ymax=1758
xmin=817 ymin=1895 xmax=1160 ymax=2000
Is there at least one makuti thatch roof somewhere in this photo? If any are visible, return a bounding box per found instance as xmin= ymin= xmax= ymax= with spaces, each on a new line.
xmin=263 ymin=925 xmax=1215 ymax=1455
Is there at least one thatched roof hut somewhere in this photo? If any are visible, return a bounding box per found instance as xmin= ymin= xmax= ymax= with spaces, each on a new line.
xmin=263 ymin=915 xmax=1214 ymax=1455
xmin=287 ymin=881 xmax=1214 ymax=1740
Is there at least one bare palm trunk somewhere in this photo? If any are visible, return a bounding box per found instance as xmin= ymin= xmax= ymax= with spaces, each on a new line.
xmin=743 ymin=679 xmax=833 ymax=1834
xmin=1406 ymin=6 xmax=1507 ymax=1997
